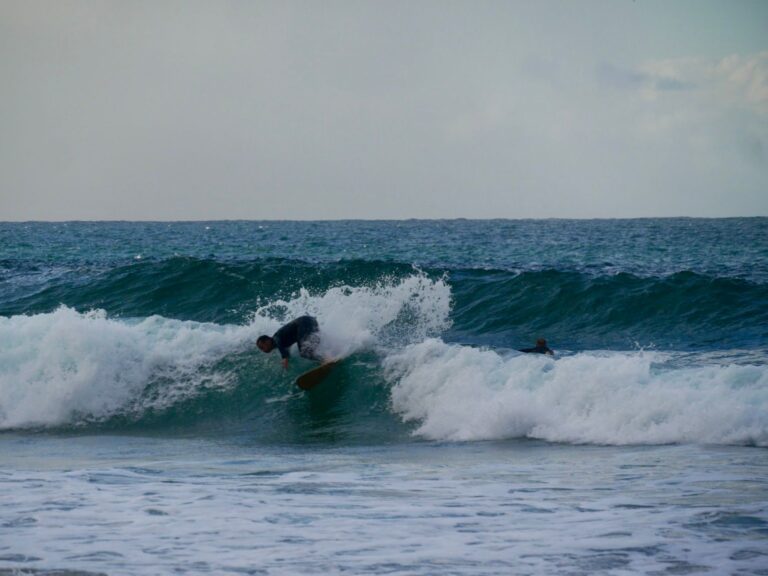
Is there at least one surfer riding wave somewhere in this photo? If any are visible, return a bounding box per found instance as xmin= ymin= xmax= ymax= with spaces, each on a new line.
xmin=256 ymin=315 xmax=323 ymax=370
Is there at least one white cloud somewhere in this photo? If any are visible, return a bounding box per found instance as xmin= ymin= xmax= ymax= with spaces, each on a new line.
xmin=640 ymin=52 xmax=768 ymax=116
xmin=716 ymin=52 xmax=768 ymax=115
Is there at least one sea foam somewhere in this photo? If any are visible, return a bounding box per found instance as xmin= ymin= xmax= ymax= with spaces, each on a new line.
xmin=0 ymin=306 xmax=261 ymax=429
xmin=384 ymin=339 xmax=768 ymax=446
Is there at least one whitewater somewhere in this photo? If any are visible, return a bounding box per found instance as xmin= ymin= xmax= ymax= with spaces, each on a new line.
xmin=1 ymin=219 xmax=767 ymax=575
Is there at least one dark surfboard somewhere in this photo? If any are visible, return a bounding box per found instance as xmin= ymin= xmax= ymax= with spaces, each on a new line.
xmin=295 ymin=359 xmax=341 ymax=391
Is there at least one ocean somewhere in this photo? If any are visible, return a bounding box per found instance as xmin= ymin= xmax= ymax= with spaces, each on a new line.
xmin=1 ymin=218 xmax=767 ymax=575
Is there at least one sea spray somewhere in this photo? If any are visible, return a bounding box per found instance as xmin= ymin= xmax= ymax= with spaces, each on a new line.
xmin=251 ymin=271 xmax=452 ymax=358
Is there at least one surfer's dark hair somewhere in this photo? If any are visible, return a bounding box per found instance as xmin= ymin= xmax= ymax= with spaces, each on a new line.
xmin=257 ymin=335 xmax=273 ymax=347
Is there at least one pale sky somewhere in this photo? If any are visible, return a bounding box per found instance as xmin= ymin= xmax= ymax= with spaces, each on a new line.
xmin=1 ymin=0 xmax=767 ymax=220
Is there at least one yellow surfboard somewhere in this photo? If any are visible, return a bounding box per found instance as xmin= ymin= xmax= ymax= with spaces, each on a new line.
xmin=295 ymin=359 xmax=341 ymax=391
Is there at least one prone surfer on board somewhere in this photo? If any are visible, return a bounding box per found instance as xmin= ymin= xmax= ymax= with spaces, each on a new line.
xmin=519 ymin=338 xmax=554 ymax=356
xmin=256 ymin=315 xmax=323 ymax=370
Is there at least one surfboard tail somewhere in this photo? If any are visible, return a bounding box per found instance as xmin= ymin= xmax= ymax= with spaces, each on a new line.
xmin=295 ymin=359 xmax=341 ymax=391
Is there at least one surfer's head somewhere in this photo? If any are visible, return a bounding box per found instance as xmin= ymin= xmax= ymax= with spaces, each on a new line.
xmin=256 ymin=335 xmax=275 ymax=353
xmin=536 ymin=338 xmax=547 ymax=348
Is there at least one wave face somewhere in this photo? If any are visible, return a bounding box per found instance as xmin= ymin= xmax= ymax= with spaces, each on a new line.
xmin=1 ymin=219 xmax=766 ymax=445
xmin=449 ymin=269 xmax=768 ymax=350
xmin=2 ymin=258 xmax=765 ymax=350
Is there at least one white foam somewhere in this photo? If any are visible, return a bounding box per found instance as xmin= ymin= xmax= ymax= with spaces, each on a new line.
xmin=384 ymin=339 xmax=768 ymax=446
xmin=253 ymin=272 xmax=452 ymax=359
xmin=0 ymin=306 xmax=262 ymax=429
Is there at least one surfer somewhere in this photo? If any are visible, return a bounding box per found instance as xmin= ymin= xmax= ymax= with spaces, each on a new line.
xmin=256 ymin=315 xmax=322 ymax=369
xmin=519 ymin=338 xmax=554 ymax=356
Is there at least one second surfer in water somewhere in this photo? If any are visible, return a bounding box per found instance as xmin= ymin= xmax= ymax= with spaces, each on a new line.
xmin=519 ymin=338 xmax=554 ymax=356
xmin=256 ymin=315 xmax=323 ymax=369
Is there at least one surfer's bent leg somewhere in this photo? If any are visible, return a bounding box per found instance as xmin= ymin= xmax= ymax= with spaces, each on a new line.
xmin=298 ymin=332 xmax=323 ymax=361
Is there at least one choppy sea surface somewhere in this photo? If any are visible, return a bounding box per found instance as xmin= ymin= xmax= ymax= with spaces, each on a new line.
xmin=1 ymin=219 xmax=767 ymax=575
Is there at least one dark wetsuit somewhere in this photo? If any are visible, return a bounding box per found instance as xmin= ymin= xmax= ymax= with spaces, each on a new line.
xmin=519 ymin=345 xmax=554 ymax=355
xmin=272 ymin=316 xmax=321 ymax=361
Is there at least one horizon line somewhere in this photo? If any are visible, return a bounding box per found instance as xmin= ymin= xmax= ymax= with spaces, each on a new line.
xmin=2 ymin=215 xmax=767 ymax=224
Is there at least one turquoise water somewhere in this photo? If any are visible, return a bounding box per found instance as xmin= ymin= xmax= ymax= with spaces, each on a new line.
xmin=1 ymin=219 xmax=767 ymax=575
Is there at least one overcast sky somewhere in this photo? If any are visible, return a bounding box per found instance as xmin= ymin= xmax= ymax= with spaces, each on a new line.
xmin=1 ymin=0 xmax=766 ymax=220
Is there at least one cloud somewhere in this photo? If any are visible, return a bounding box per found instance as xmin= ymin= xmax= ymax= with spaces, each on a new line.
xmin=641 ymin=52 xmax=768 ymax=115
xmin=596 ymin=62 xmax=649 ymax=90
xmin=586 ymin=52 xmax=768 ymax=215
xmin=715 ymin=52 xmax=768 ymax=115
xmin=654 ymin=77 xmax=694 ymax=92
xmin=599 ymin=52 xmax=768 ymax=115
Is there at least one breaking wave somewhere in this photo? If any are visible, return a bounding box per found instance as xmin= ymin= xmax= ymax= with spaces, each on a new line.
xmin=385 ymin=339 xmax=768 ymax=446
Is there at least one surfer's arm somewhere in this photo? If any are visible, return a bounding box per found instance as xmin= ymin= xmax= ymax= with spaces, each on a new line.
xmin=277 ymin=346 xmax=290 ymax=369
